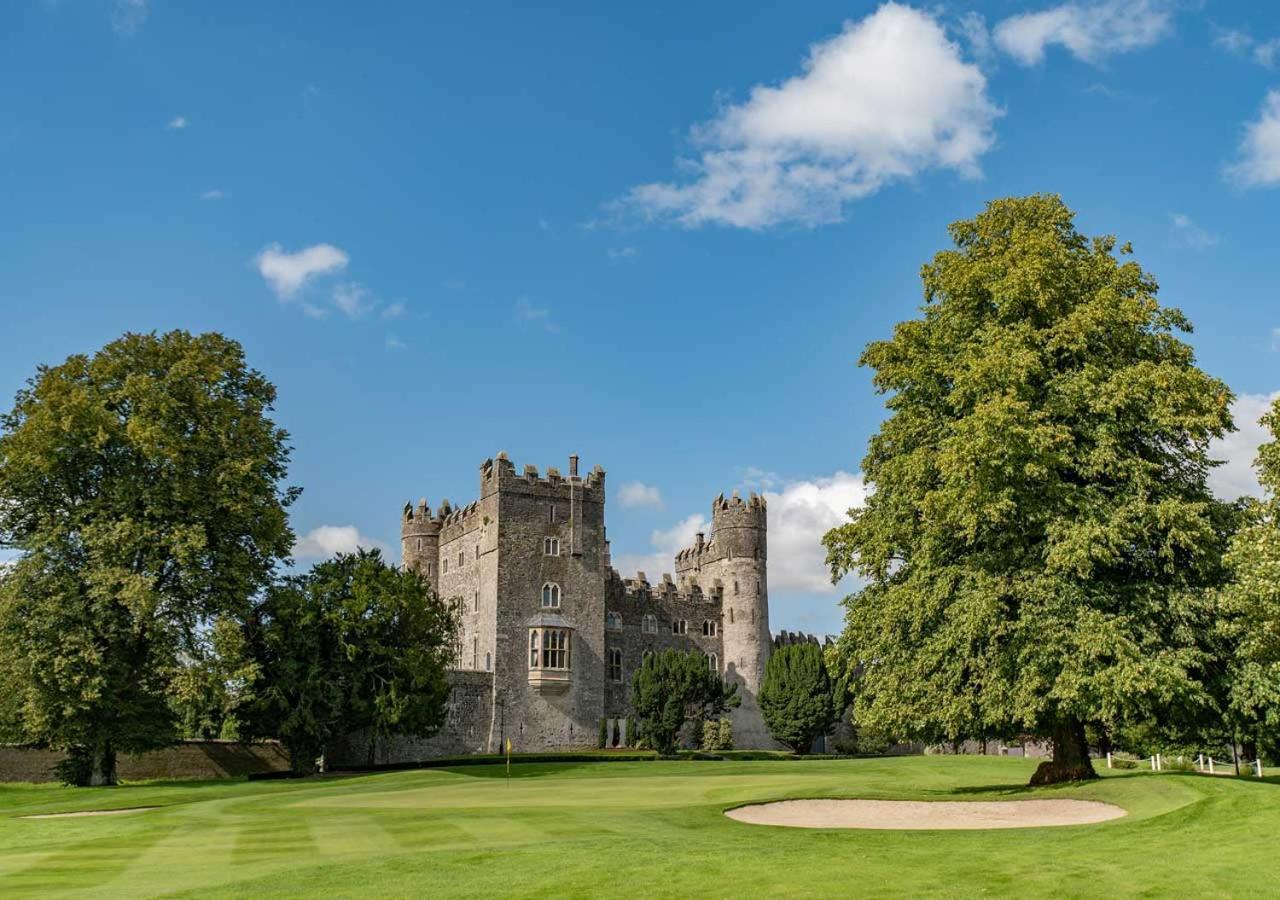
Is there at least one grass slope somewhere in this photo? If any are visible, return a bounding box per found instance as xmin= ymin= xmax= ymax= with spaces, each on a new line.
xmin=1 ymin=756 xmax=1276 ymax=898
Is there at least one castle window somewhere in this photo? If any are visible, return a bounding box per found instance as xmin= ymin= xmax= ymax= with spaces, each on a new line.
xmin=442 ymin=558 xmax=448 ymax=574
xmin=541 ymin=582 xmax=561 ymax=608
xmin=485 ymin=652 xmax=492 ymax=672
xmin=729 ymin=608 xmax=735 ymax=623
xmin=426 ymin=561 xmax=434 ymax=576
xmin=458 ymin=551 xmax=464 ymax=568
xmin=528 ymin=627 xmax=569 ymax=669
xmin=672 ymin=619 xmax=687 ymax=635
xmin=416 ymin=538 xmax=422 ymax=552
xmin=473 ymin=591 xmax=479 ymax=613
xmin=550 ymin=505 xmax=557 ymax=523
xmin=609 ymin=647 xmax=623 ymax=682
xmin=476 ymin=545 xmax=480 ymax=559
xmin=641 ymin=614 xmax=658 ymax=635
xmin=472 ymin=636 xmax=478 ymax=668
xmin=734 ymin=580 xmax=739 ymax=595
xmin=544 ymin=537 xmax=560 ymax=556
xmin=708 ymin=652 xmax=718 ymax=673
xmin=702 ymin=619 xmax=717 ymax=637
xmin=606 ymin=611 xmax=622 ymax=631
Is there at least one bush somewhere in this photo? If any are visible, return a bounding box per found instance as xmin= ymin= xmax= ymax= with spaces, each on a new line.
xmin=598 ymin=718 xmax=608 ymax=749
xmin=702 ymin=718 xmax=733 ymax=752
xmin=759 ymin=644 xmax=838 ymax=754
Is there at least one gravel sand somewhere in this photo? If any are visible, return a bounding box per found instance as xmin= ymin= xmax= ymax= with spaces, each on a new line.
xmin=725 ymin=798 xmax=1125 ymax=830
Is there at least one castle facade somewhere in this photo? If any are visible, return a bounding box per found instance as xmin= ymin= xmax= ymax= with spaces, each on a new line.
xmin=331 ymin=452 xmax=775 ymax=764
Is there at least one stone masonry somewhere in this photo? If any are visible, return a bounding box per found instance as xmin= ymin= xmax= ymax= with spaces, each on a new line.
xmin=345 ymin=452 xmax=776 ymax=763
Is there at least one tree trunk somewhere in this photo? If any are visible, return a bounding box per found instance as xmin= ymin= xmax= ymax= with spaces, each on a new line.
xmin=1030 ymin=717 xmax=1097 ymax=786
xmin=89 ymin=742 xmax=118 ymax=786
xmin=1243 ymin=739 xmax=1258 ymax=763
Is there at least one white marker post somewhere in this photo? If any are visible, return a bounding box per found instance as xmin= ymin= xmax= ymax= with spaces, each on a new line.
xmin=1106 ymin=751 xmax=1113 ymax=769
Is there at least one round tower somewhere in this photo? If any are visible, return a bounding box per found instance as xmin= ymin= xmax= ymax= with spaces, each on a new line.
xmin=401 ymin=498 xmax=441 ymax=579
xmin=706 ymin=490 xmax=773 ymax=748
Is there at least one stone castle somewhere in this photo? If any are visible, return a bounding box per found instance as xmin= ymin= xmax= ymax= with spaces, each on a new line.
xmin=330 ymin=452 xmax=775 ymax=764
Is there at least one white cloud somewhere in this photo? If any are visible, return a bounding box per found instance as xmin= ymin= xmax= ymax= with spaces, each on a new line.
xmin=622 ymin=3 xmax=999 ymax=229
xmin=1169 ymin=213 xmax=1219 ymax=251
xmin=761 ymin=472 xmax=868 ymax=594
xmin=993 ymin=0 xmax=1173 ymax=66
xmin=612 ymin=471 xmax=867 ymax=596
xmin=618 ymin=482 xmax=663 ymax=509
xmin=381 ymin=300 xmax=407 ymax=320
xmin=1226 ymin=90 xmax=1280 ymax=188
xmin=515 ymin=297 xmax=560 ymax=333
xmin=294 ymin=525 xmax=388 ymax=561
xmin=613 ymin=513 xmax=710 ymax=581
xmin=1209 ymin=392 xmax=1280 ymax=500
xmin=332 ymin=282 xmax=375 ymax=319
xmin=166 ymin=115 xmax=188 ymax=131
xmin=1272 ymin=329 xmax=1280 ymax=352
xmin=254 ymin=243 xmax=349 ymax=299
xmin=201 ymin=189 xmax=225 ymax=200
xmin=1256 ymin=39 xmax=1280 ymax=69
xmin=1212 ymin=25 xmax=1280 ymax=68
xmin=112 ymin=0 xmax=147 ymax=36
xmin=608 ymin=246 xmax=639 ymax=261
xmin=385 ymin=334 xmax=406 ymax=351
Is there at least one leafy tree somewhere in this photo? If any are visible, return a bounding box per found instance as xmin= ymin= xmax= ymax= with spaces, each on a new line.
xmin=1220 ymin=397 xmax=1280 ymax=760
xmin=170 ymin=617 xmax=260 ymax=740
xmin=759 ymin=643 xmax=839 ymax=754
xmin=630 ymin=650 xmax=738 ymax=755
xmin=243 ymin=549 xmax=457 ymax=773
xmin=824 ymin=195 xmax=1235 ymax=785
xmin=0 ymin=331 xmax=296 ymax=785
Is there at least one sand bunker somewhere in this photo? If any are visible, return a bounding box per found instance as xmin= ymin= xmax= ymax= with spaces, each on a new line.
xmin=19 ymin=806 xmax=159 ymax=820
xmin=725 ymin=798 xmax=1125 ymax=830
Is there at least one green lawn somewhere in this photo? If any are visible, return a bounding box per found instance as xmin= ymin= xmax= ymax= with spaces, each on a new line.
xmin=1 ymin=756 xmax=1276 ymax=898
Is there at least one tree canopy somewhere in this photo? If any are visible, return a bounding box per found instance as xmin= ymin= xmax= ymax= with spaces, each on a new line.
xmin=824 ymin=195 xmax=1236 ymax=784
xmin=630 ymin=650 xmax=738 ymax=755
xmin=242 ymin=549 xmax=457 ymax=772
xmin=759 ymin=643 xmax=841 ymax=754
xmin=0 ymin=331 xmax=296 ymax=784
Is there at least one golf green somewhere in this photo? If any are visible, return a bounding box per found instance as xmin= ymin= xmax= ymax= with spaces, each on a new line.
xmin=1 ymin=756 xmax=1275 ymax=897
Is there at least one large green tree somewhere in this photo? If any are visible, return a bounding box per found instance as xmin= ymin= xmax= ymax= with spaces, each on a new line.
xmin=759 ymin=643 xmax=841 ymax=754
xmin=0 ymin=331 xmax=297 ymax=785
xmin=1220 ymin=397 xmax=1280 ymax=759
xmin=824 ymin=195 xmax=1236 ymax=785
xmin=630 ymin=650 xmax=738 ymax=755
xmin=242 ymin=549 xmax=457 ymax=772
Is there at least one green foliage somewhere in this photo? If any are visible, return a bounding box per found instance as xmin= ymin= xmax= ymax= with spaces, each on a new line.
xmin=630 ymin=650 xmax=739 ymax=755
xmin=242 ymin=549 xmax=457 ymax=772
xmin=170 ymin=617 xmax=260 ymax=740
xmin=824 ymin=196 xmax=1236 ymax=784
xmin=598 ymin=718 xmax=608 ymax=749
xmin=1219 ymin=396 xmax=1280 ymax=757
xmin=759 ymin=644 xmax=839 ymax=753
xmin=0 ymin=331 xmax=296 ymax=784
xmin=698 ymin=718 xmax=733 ymax=752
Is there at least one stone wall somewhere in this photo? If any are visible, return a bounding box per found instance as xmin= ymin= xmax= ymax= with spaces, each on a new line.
xmin=0 ymin=741 xmax=291 ymax=783
xmin=327 ymin=670 xmax=496 ymax=767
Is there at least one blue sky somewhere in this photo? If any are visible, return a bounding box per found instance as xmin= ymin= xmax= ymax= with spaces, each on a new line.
xmin=2 ymin=0 xmax=1278 ymax=635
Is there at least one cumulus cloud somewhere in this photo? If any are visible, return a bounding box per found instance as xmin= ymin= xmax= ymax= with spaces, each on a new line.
xmin=618 ymin=482 xmax=663 ymax=509
xmin=254 ymin=243 xmax=349 ymax=299
xmin=993 ymin=0 xmax=1174 ymax=66
xmin=166 ymin=115 xmax=189 ymax=131
xmin=1226 ymin=90 xmax=1280 ymax=188
xmin=201 ymin=189 xmax=225 ymax=200
xmin=622 ymin=3 xmax=999 ymax=229
xmin=1208 ymin=392 xmax=1280 ymax=501
xmin=332 ymin=282 xmax=376 ymax=319
xmin=294 ymin=525 xmax=388 ymax=561
xmin=1169 ymin=213 xmax=1219 ymax=251
xmin=1212 ymin=25 xmax=1280 ymax=68
xmin=612 ymin=471 xmax=867 ymax=597
xmin=761 ymin=472 xmax=868 ymax=594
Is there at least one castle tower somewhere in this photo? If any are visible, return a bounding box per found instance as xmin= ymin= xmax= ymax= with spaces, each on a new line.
xmin=678 ymin=490 xmax=774 ymax=748
xmin=401 ymin=498 xmax=441 ymax=579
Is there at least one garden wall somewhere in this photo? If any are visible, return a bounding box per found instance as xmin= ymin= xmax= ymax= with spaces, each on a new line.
xmin=0 ymin=740 xmax=291 ymax=783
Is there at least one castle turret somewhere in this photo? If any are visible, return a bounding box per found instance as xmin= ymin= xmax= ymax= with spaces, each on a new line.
xmin=707 ymin=491 xmax=772 ymax=747
xmin=401 ymin=498 xmax=441 ymax=579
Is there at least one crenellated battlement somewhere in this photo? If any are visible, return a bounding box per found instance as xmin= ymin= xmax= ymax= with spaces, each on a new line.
xmin=673 ymin=490 xmax=768 ymax=573
xmin=617 ymin=570 xmax=723 ymax=606
xmin=481 ymin=451 xmax=606 ymax=499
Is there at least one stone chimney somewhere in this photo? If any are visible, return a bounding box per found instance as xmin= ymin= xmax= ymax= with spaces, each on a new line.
xmin=569 ymin=454 xmax=579 ymax=478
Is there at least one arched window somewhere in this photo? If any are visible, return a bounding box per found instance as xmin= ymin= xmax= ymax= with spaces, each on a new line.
xmin=529 ymin=630 xmax=540 ymax=667
xmin=541 ymin=583 xmax=561 ymax=608
xmin=485 ymin=652 xmax=492 ymax=671
xmin=606 ymin=611 xmax=622 ymax=631
xmin=608 ymin=647 xmax=622 ymax=682
xmin=426 ymin=561 xmax=435 ymax=576
xmin=672 ymin=619 xmax=687 ymax=635
xmin=641 ymin=614 xmax=658 ymax=635
xmin=702 ymin=619 xmax=717 ymax=637
xmin=416 ymin=538 xmax=423 ymax=552
xmin=708 ymin=653 xmax=718 ymax=672
xmin=442 ymin=558 xmax=448 ymax=574
xmin=458 ymin=551 xmax=465 ymax=568
xmin=544 ymin=537 xmax=560 ymax=556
